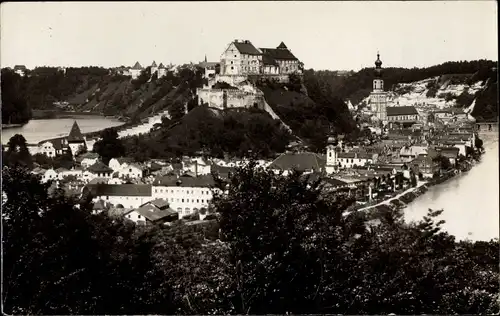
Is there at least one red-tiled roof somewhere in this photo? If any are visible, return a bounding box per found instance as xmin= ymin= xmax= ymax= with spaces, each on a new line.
xmin=387 ymin=106 xmax=419 ymax=116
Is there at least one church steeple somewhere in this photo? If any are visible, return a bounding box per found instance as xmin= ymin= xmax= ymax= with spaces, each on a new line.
xmin=374 ymin=51 xmax=383 ymax=78
xmin=204 ymin=54 xmax=207 ymax=63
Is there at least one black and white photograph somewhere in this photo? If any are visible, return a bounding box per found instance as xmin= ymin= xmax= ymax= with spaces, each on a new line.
xmin=1 ymin=1 xmax=498 ymax=315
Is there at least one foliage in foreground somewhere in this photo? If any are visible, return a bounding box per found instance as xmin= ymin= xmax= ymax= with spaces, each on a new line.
xmin=2 ymin=164 xmax=498 ymax=315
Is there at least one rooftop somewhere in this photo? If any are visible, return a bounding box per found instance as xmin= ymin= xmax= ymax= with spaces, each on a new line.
xmin=387 ymin=106 xmax=419 ymax=116
xmin=269 ymin=152 xmax=325 ymax=172
xmin=85 ymin=184 xmax=152 ymax=197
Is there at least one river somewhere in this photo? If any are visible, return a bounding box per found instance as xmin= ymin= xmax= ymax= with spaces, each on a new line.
xmin=404 ymin=133 xmax=499 ymax=242
xmin=2 ymin=117 xmax=124 ymax=145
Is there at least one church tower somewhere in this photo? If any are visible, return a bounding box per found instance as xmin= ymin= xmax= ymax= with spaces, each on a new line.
xmin=325 ymin=136 xmax=340 ymax=174
xmin=369 ymin=52 xmax=388 ymax=123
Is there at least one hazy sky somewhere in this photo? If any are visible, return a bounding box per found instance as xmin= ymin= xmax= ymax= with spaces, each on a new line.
xmin=1 ymin=1 xmax=497 ymax=71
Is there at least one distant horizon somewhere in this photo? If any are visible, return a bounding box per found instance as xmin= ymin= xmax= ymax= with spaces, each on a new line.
xmin=1 ymin=2 xmax=497 ymax=71
xmin=3 ymin=57 xmax=498 ymax=73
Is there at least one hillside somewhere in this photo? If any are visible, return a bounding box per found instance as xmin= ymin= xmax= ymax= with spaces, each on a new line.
xmin=305 ymin=59 xmax=498 ymax=121
xmin=121 ymin=106 xmax=293 ymax=161
xmin=1 ymin=66 xmax=204 ymax=123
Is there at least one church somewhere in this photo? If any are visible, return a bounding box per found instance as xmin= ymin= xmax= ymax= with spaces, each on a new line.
xmin=369 ymin=53 xmax=388 ymax=123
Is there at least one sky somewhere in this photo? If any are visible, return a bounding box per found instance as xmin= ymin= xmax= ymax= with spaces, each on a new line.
xmin=1 ymin=1 xmax=498 ymax=71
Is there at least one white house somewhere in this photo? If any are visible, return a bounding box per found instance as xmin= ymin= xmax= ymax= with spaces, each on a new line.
xmin=152 ymin=175 xmax=216 ymax=218
xmin=120 ymin=163 xmax=146 ymax=179
xmin=39 ymin=141 xmax=57 ymax=158
xmin=42 ymin=169 xmax=58 ymax=183
xmin=109 ymin=157 xmax=135 ymax=173
xmin=158 ymin=63 xmax=167 ymax=78
xmin=87 ymin=161 xmax=114 ymax=178
xmin=84 ymin=184 xmax=153 ymax=209
xmin=130 ymin=61 xmax=143 ymax=79
xmin=124 ymin=199 xmax=178 ymax=225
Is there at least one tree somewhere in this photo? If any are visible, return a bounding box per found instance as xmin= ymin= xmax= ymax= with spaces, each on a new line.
xmin=93 ymin=128 xmax=125 ymax=165
xmin=433 ymin=154 xmax=452 ymax=171
xmin=4 ymin=134 xmax=33 ymax=169
xmin=169 ymin=100 xmax=186 ymax=121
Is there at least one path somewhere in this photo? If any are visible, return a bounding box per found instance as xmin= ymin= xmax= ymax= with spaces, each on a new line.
xmin=345 ymin=181 xmax=428 ymax=215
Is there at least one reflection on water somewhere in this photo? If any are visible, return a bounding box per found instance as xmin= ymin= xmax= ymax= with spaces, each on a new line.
xmin=404 ymin=135 xmax=499 ymax=242
xmin=2 ymin=117 xmax=124 ymax=144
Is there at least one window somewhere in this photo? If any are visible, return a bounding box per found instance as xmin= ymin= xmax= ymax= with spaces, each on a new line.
xmin=138 ymin=215 xmax=141 ymax=219
xmin=155 ymin=189 xmax=158 ymax=193
xmin=197 ymin=199 xmax=199 ymax=203
xmin=234 ymin=55 xmax=237 ymax=57
xmin=231 ymin=66 xmax=234 ymax=70
xmin=182 ymin=199 xmax=184 ymax=203
xmin=128 ymin=215 xmax=131 ymax=218
xmin=231 ymin=61 xmax=233 ymax=64
xmin=202 ymin=199 xmax=205 ymax=203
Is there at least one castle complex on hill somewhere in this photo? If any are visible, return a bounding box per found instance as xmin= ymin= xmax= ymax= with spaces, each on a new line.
xmin=196 ymin=39 xmax=304 ymax=110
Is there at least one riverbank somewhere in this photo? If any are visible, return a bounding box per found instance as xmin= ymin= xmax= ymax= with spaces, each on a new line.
xmin=347 ymin=150 xmax=484 ymax=216
xmin=2 ymin=123 xmax=25 ymax=130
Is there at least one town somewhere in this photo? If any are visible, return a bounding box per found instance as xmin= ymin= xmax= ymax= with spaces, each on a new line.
xmin=4 ymin=41 xmax=490 ymax=226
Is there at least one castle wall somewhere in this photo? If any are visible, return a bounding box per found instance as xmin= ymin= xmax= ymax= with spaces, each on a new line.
xmin=196 ymin=88 xmax=264 ymax=110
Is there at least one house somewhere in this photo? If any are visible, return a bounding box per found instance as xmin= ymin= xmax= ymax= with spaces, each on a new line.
xmin=399 ymin=145 xmax=428 ymax=160
xmin=109 ymin=157 xmax=135 ymax=173
xmin=268 ymin=152 xmax=326 ymax=175
xmin=436 ymin=147 xmax=460 ymax=165
xmin=88 ymin=161 xmax=114 ymax=178
xmin=38 ymin=141 xmax=57 ymax=158
xmin=13 ymin=65 xmax=27 ymax=76
xmin=158 ymin=63 xmax=167 ymax=78
xmin=152 ymin=175 xmax=216 ymax=218
xmin=150 ymin=61 xmax=158 ymax=75
xmin=42 ymin=169 xmax=58 ymax=183
xmin=337 ymin=151 xmax=377 ymax=169
xmin=83 ymin=184 xmax=153 ymax=209
xmin=77 ymin=152 xmax=100 ymax=168
xmin=220 ymin=40 xmax=263 ymax=76
xmin=387 ymin=106 xmax=419 ymax=128
xmin=67 ymin=121 xmax=87 ymax=155
xmin=130 ymin=61 xmax=143 ymax=79
xmin=219 ymin=39 xmax=302 ymax=78
xmin=434 ymin=108 xmax=468 ymax=122
xmin=124 ymin=198 xmax=178 ymax=225
xmin=259 ymin=42 xmax=302 ymax=76
xmin=57 ymin=167 xmax=83 ymax=180
xmin=411 ymin=149 xmax=440 ymax=178
xmin=120 ymin=163 xmax=146 ymax=179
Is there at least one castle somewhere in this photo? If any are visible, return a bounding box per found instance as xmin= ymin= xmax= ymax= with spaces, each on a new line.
xmin=196 ymin=39 xmax=304 ymax=110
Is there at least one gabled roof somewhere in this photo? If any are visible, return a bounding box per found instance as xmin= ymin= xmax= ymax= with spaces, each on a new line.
xmin=151 ymin=61 xmax=157 ymax=67
xmin=262 ymin=54 xmax=278 ymax=66
xmin=158 ymin=63 xmax=166 ymax=69
xmin=131 ymin=61 xmax=143 ymax=70
xmin=112 ymin=157 xmax=135 ymax=165
xmin=386 ymin=106 xmax=419 ymax=116
xmin=130 ymin=204 xmax=178 ymax=222
xmin=269 ymin=152 xmax=326 ymax=172
xmin=232 ymin=40 xmax=262 ymax=55
xmin=14 ymin=65 xmax=27 ymax=71
xmin=85 ymin=184 xmax=152 ymax=197
xmin=277 ymin=41 xmax=288 ymax=49
xmin=67 ymin=121 xmax=85 ymax=142
xmin=260 ymin=47 xmax=298 ymax=61
xmin=140 ymin=198 xmax=169 ymax=209
xmin=88 ymin=161 xmax=114 ymax=174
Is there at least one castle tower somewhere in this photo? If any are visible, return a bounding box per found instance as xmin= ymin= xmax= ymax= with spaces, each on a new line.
xmin=325 ymin=136 xmax=340 ymax=174
xmin=369 ymin=52 xmax=388 ymax=123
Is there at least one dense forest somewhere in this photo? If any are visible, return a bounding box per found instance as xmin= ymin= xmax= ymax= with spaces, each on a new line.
xmin=3 ymin=163 xmax=499 ymax=314
xmin=1 ymin=68 xmax=32 ymax=124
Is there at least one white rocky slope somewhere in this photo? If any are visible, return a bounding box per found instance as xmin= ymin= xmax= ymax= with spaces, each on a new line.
xmin=355 ymin=76 xmax=488 ymax=117
xmin=117 ymin=109 xmax=172 ymax=139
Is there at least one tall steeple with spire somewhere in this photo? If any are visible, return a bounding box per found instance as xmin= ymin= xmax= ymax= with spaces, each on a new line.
xmin=369 ymin=52 xmax=388 ymax=123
